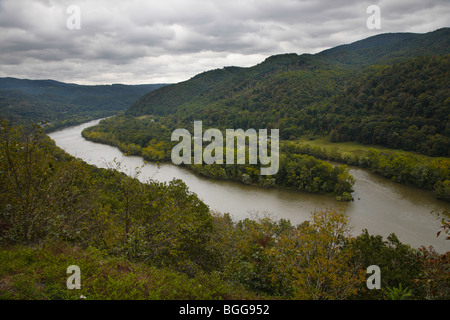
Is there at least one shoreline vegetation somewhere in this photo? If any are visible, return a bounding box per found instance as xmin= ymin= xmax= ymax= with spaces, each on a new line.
xmin=81 ymin=116 xmax=356 ymax=201
xmin=1 ymin=28 xmax=449 ymax=301
xmin=1 ymin=120 xmax=448 ymax=300
xmin=81 ymin=115 xmax=449 ymax=202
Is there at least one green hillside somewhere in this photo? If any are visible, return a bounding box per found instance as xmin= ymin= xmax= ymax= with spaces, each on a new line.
xmin=0 ymin=77 xmax=166 ymax=130
xmin=82 ymin=28 xmax=450 ymax=199
xmin=325 ymin=55 xmax=450 ymax=156
xmin=1 ymin=120 xmax=448 ymax=300
xmin=317 ymin=27 xmax=450 ymax=68
xmin=2 ymin=28 xmax=449 ymax=301
xmin=128 ymin=68 xmax=236 ymax=116
xmin=123 ymin=28 xmax=449 ymax=156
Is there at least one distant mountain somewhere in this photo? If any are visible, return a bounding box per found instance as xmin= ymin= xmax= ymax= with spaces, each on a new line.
xmin=0 ymin=77 xmax=166 ymax=128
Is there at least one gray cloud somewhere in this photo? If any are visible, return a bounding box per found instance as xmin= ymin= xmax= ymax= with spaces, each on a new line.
xmin=0 ymin=0 xmax=448 ymax=84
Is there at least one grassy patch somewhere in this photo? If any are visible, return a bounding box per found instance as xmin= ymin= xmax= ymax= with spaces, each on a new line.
xmin=0 ymin=243 xmax=252 ymax=300
xmin=291 ymin=134 xmax=440 ymax=162
xmin=135 ymin=115 xmax=154 ymax=120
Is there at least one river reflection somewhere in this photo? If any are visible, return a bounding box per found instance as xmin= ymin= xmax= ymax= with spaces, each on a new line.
xmin=49 ymin=119 xmax=449 ymax=253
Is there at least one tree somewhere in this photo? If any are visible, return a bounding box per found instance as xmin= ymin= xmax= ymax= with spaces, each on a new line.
xmin=224 ymin=214 xmax=293 ymax=296
xmin=414 ymin=246 xmax=450 ymax=299
xmin=352 ymin=230 xmax=422 ymax=299
xmin=103 ymin=158 xmax=145 ymax=256
xmin=0 ymin=121 xmax=94 ymax=244
xmin=274 ymin=208 xmax=364 ymax=299
xmin=435 ymin=180 xmax=450 ymax=201
xmin=436 ymin=211 xmax=449 ymax=240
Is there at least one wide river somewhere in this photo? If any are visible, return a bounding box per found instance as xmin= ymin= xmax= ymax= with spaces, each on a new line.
xmin=49 ymin=119 xmax=449 ymax=253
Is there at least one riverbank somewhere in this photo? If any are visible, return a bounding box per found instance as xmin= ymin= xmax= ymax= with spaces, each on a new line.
xmin=81 ymin=115 xmax=450 ymax=203
xmin=286 ymin=136 xmax=450 ymax=202
xmin=48 ymin=119 xmax=450 ymax=252
xmin=80 ymin=116 xmax=355 ymax=200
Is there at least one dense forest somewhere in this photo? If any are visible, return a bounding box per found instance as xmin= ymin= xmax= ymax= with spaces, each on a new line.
xmin=0 ymin=121 xmax=448 ymax=300
xmin=325 ymin=56 xmax=449 ymax=157
xmin=83 ymin=28 xmax=450 ymax=200
xmin=125 ymin=29 xmax=450 ymax=148
xmin=1 ymin=28 xmax=449 ymax=301
xmin=82 ymin=115 xmax=355 ymax=200
xmin=284 ymin=142 xmax=450 ymax=201
xmin=0 ymin=77 xmax=165 ymax=131
xmin=123 ymin=29 xmax=450 ymax=157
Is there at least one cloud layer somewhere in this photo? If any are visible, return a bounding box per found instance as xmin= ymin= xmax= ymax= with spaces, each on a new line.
xmin=0 ymin=0 xmax=448 ymax=84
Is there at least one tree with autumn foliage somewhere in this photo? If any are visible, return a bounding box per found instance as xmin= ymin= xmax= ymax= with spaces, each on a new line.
xmin=272 ymin=208 xmax=365 ymax=299
xmin=222 ymin=208 xmax=365 ymax=299
xmin=414 ymin=246 xmax=449 ymax=299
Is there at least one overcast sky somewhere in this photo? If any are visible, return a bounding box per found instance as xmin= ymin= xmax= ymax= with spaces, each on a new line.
xmin=0 ymin=0 xmax=448 ymax=85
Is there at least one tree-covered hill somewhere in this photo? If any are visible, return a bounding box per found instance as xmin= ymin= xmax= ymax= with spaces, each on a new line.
xmin=128 ymin=68 xmax=236 ymax=116
xmin=317 ymin=27 xmax=450 ymax=68
xmin=325 ymin=55 xmax=450 ymax=156
xmin=79 ymin=28 xmax=450 ymax=200
xmin=0 ymin=77 xmax=166 ymax=129
xmin=123 ymin=27 xmax=449 ymax=156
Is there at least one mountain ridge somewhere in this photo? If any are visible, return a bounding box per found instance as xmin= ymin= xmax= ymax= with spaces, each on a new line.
xmin=0 ymin=77 xmax=167 ymax=128
xmin=120 ymin=27 xmax=449 ymax=158
xmin=127 ymin=27 xmax=449 ymax=120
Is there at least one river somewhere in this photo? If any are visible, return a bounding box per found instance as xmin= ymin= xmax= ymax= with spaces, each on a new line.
xmin=48 ymin=119 xmax=449 ymax=253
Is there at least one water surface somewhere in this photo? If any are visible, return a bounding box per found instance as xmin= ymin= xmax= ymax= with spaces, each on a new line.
xmin=49 ymin=119 xmax=450 ymax=252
